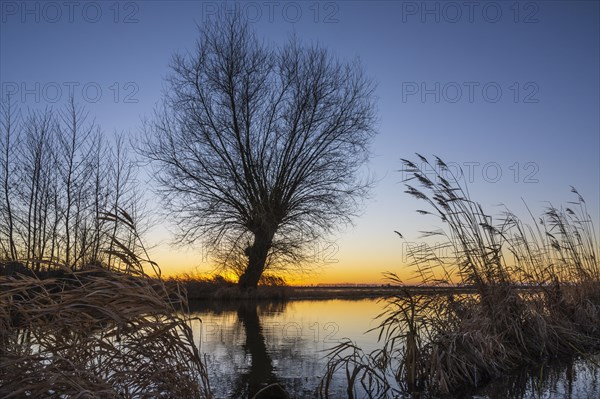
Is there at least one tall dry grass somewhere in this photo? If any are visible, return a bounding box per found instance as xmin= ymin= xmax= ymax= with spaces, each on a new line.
xmin=0 ymin=209 xmax=212 ymax=398
xmin=319 ymin=155 xmax=600 ymax=398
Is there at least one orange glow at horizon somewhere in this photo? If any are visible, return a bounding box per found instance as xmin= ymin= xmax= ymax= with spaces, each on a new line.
xmin=150 ymin=243 xmax=419 ymax=285
xmin=146 ymin=215 xmax=452 ymax=285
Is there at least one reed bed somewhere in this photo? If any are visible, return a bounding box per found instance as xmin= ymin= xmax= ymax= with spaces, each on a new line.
xmin=0 ymin=210 xmax=212 ymax=398
xmin=319 ymin=155 xmax=600 ymax=398
xmin=168 ymin=273 xmax=289 ymax=301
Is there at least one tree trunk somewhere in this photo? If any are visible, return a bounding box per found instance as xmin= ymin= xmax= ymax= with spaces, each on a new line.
xmin=238 ymin=229 xmax=274 ymax=290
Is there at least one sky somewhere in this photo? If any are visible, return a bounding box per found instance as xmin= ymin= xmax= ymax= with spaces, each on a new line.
xmin=1 ymin=1 xmax=599 ymax=284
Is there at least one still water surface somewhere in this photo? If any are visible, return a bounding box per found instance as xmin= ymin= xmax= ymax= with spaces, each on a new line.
xmin=188 ymin=298 xmax=599 ymax=398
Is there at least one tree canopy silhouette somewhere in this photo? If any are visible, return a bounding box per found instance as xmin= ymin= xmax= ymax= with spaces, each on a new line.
xmin=141 ymin=16 xmax=377 ymax=289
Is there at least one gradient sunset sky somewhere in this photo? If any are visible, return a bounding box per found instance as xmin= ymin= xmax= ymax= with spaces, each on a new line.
xmin=1 ymin=1 xmax=598 ymax=284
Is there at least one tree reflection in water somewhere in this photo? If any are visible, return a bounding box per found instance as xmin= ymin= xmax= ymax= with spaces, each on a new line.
xmin=189 ymin=300 xmax=292 ymax=398
xmin=232 ymin=302 xmax=282 ymax=398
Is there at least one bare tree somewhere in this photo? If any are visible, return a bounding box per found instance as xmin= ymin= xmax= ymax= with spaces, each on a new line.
xmin=57 ymin=99 xmax=96 ymax=268
xmin=0 ymin=98 xmax=146 ymax=272
xmin=21 ymin=109 xmax=56 ymax=270
xmin=0 ymin=97 xmax=20 ymax=260
xmin=141 ymin=16 xmax=377 ymax=289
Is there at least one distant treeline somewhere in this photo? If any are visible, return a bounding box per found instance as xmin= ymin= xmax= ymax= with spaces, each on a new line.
xmin=0 ymin=99 xmax=145 ymax=271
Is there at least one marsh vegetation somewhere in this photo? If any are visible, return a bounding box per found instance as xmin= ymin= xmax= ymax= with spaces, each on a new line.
xmin=1 ymin=11 xmax=598 ymax=399
xmin=0 ymin=212 xmax=212 ymax=398
xmin=2 ymin=161 xmax=599 ymax=397
xmin=319 ymin=155 xmax=600 ymax=398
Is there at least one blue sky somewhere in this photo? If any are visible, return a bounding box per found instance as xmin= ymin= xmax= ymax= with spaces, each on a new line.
xmin=1 ymin=1 xmax=598 ymax=282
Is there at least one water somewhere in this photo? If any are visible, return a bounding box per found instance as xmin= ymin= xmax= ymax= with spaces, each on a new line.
xmin=188 ymin=298 xmax=600 ymax=398
xmin=189 ymin=299 xmax=382 ymax=397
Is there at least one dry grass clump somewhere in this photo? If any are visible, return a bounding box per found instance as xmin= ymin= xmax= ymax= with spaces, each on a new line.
xmin=319 ymin=155 xmax=600 ymax=398
xmin=0 ymin=210 xmax=212 ymax=398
